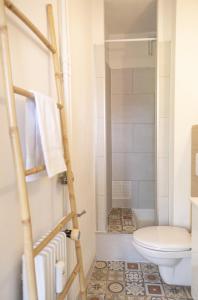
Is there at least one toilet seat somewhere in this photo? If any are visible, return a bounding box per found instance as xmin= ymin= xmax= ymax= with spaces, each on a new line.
xmin=133 ymin=226 xmax=191 ymax=252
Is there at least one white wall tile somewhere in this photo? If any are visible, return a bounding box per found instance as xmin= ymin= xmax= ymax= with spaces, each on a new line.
xmin=112 ymin=153 xmax=155 ymax=181
xmin=158 ymin=158 xmax=169 ymax=197
xmin=96 ymin=157 xmax=106 ymax=196
xmin=133 ymin=68 xmax=155 ymax=94
xmin=112 ymin=124 xmax=133 ymax=153
xmin=138 ymin=181 xmax=155 ymax=209
xmin=96 ymin=77 xmax=105 ymax=118
xmin=112 ymin=181 xmax=138 ymax=209
xmin=133 ymin=124 xmax=155 ymax=153
xmin=112 ymin=181 xmax=131 ymax=199
xmin=111 ymin=69 xmax=132 ymax=94
xmin=111 ymin=94 xmax=155 ymax=124
xmin=158 ymin=117 xmax=169 ymax=157
xmin=159 ymin=77 xmax=170 ymax=117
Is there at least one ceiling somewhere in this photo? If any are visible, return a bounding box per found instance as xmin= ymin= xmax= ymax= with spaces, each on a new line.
xmin=105 ymin=0 xmax=157 ymax=38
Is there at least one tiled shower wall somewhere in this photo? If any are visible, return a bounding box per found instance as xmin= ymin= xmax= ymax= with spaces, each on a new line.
xmin=111 ymin=68 xmax=155 ymax=209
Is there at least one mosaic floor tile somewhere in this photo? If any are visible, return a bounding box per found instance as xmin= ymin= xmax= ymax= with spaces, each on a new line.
xmin=91 ymin=269 xmax=108 ymax=281
xmin=87 ymin=261 xmax=193 ymax=300
xmin=109 ymin=225 xmax=123 ymax=232
xmin=108 ymin=261 xmax=125 ymax=271
xmin=143 ymin=273 xmax=162 ymax=284
xmin=108 ymin=208 xmax=137 ymax=233
xmin=125 ymin=281 xmax=145 ymax=296
xmin=108 ymin=270 xmax=125 ymax=281
xmin=87 ymin=295 xmax=105 ymax=300
xmin=95 ymin=261 xmax=108 ymax=270
xmin=107 ymin=281 xmax=125 ymax=294
xmin=141 ymin=263 xmax=159 ymax=274
xmin=125 ymin=271 xmax=144 ymax=283
xmin=145 ymin=284 xmax=165 ymax=296
xmin=163 ymin=284 xmax=188 ymax=299
xmin=87 ymin=280 xmax=107 ymax=295
xmin=185 ymin=287 xmax=193 ymax=299
xmin=126 ymin=263 xmax=141 ymax=271
xmin=105 ymin=294 xmax=126 ymax=300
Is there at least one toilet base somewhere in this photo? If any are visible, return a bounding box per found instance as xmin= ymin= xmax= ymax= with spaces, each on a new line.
xmin=159 ymin=257 xmax=191 ymax=286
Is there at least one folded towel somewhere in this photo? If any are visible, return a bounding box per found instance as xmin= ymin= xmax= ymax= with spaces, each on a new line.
xmin=25 ymin=91 xmax=66 ymax=180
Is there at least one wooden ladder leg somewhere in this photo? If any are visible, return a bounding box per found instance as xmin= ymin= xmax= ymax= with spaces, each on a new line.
xmin=46 ymin=5 xmax=87 ymax=300
xmin=0 ymin=1 xmax=37 ymax=299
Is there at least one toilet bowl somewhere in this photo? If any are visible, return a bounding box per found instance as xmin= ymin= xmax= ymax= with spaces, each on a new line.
xmin=132 ymin=226 xmax=191 ymax=286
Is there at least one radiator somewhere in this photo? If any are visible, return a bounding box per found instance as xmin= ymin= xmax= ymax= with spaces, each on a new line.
xmin=23 ymin=232 xmax=67 ymax=300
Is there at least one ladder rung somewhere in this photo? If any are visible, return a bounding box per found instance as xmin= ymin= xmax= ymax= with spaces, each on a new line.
xmin=33 ymin=212 xmax=75 ymax=257
xmin=4 ymin=0 xmax=56 ymax=53
xmin=13 ymin=85 xmax=63 ymax=109
xmin=25 ymin=165 xmax=45 ymax=176
xmin=57 ymin=263 xmax=80 ymax=300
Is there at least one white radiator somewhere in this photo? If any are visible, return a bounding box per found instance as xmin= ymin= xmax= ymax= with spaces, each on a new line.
xmin=23 ymin=232 xmax=67 ymax=300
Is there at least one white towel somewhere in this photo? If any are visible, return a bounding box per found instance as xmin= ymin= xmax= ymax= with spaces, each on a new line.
xmin=25 ymin=91 xmax=66 ymax=180
xmin=25 ymin=99 xmax=45 ymax=182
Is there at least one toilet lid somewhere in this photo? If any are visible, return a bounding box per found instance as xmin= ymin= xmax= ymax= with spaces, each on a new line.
xmin=133 ymin=226 xmax=191 ymax=251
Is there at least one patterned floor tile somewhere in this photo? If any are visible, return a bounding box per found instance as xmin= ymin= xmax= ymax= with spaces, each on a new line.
xmin=126 ymin=263 xmax=141 ymax=271
xmin=108 ymin=261 xmax=125 ymax=271
xmin=145 ymin=283 xmax=165 ymax=296
xmin=105 ymin=294 xmax=126 ymax=300
xmin=87 ymin=295 xmax=105 ymax=300
xmin=108 ymin=208 xmax=137 ymax=233
xmin=107 ymin=281 xmax=125 ymax=294
xmin=125 ymin=270 xmax=143 ymax=283
xmin=91 ymin=269 xmax=108 ymax=281
xmin=95 ymin=261 xmax=108 ymax=270
xmin=143 ymin=273 xmax=162 ymax=284
xmin=87 ymin=261 xmax=193 ymax=300
xmin=141 ymin=263 xmax=159 ymax=274
xmin=108 ymin=270 xmax=124 ymax=281
xmin=185 ymin=287 xmax=193 ymax=299
xmin=125 ymin=281 xmax=145 ymax=296
xmin=87 ymin=280 xmax=107 ymax=295
xmin=163 ymin=284 xmax=188 ymax=299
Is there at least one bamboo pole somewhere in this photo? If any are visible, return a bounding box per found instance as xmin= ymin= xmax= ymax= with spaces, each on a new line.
xmin=25 ymin=164 xmax=45 ymax=176
xmin=4 ymin=0 xmax=56 ymax=53
xmin=13 ymin=85 xmax=63 ymax=109
xmin=0 ymin=1 xmax=37 ymax=299
xmin=58 ymin=263 xmax=80 ymax=300
xmin=47 ymin=5 xmax=87 ymax=300
xmin=33 ymin=212 xmax=74 ymax=257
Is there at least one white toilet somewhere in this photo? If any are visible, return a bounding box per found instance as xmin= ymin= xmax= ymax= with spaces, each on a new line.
xmin=133 ymin=226 xmax=191 ymax=286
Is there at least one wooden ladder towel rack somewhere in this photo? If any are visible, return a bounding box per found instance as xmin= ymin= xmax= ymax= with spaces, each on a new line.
xmin=0 ymin=1 xmax=87 ymax=299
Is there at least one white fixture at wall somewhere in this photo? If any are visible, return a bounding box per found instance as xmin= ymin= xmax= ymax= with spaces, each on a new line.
xmin=23 ymin=232 xmax=67 ymax=300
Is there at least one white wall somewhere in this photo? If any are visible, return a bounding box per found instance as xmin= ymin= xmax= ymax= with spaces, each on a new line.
xmin=171 ymin=0 xmax=198 ymax=228
xmin=0 ymin=1 xmax=96 ymax=299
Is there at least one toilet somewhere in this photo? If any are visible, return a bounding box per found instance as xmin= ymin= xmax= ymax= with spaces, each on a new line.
xmin=133 ymin=226 xmax=191 ymax=286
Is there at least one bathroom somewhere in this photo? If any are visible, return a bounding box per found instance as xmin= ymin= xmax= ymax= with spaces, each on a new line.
xmin=0 ymin=0 xmax=198 ymax=300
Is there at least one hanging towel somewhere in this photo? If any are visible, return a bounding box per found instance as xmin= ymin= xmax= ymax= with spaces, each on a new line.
xmin=25 ymin=91 xmax=66 ymax=180
xmin=25 ymin=99 xmax=45 ymax=182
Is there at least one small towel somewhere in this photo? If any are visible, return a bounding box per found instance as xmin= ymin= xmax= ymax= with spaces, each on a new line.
xmin=25 ymin=91 xmax=66 ymax=180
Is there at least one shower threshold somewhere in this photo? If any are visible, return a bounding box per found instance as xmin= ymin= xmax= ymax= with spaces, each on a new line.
xmin=108 ymin=208 xmax=137 ymax=234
